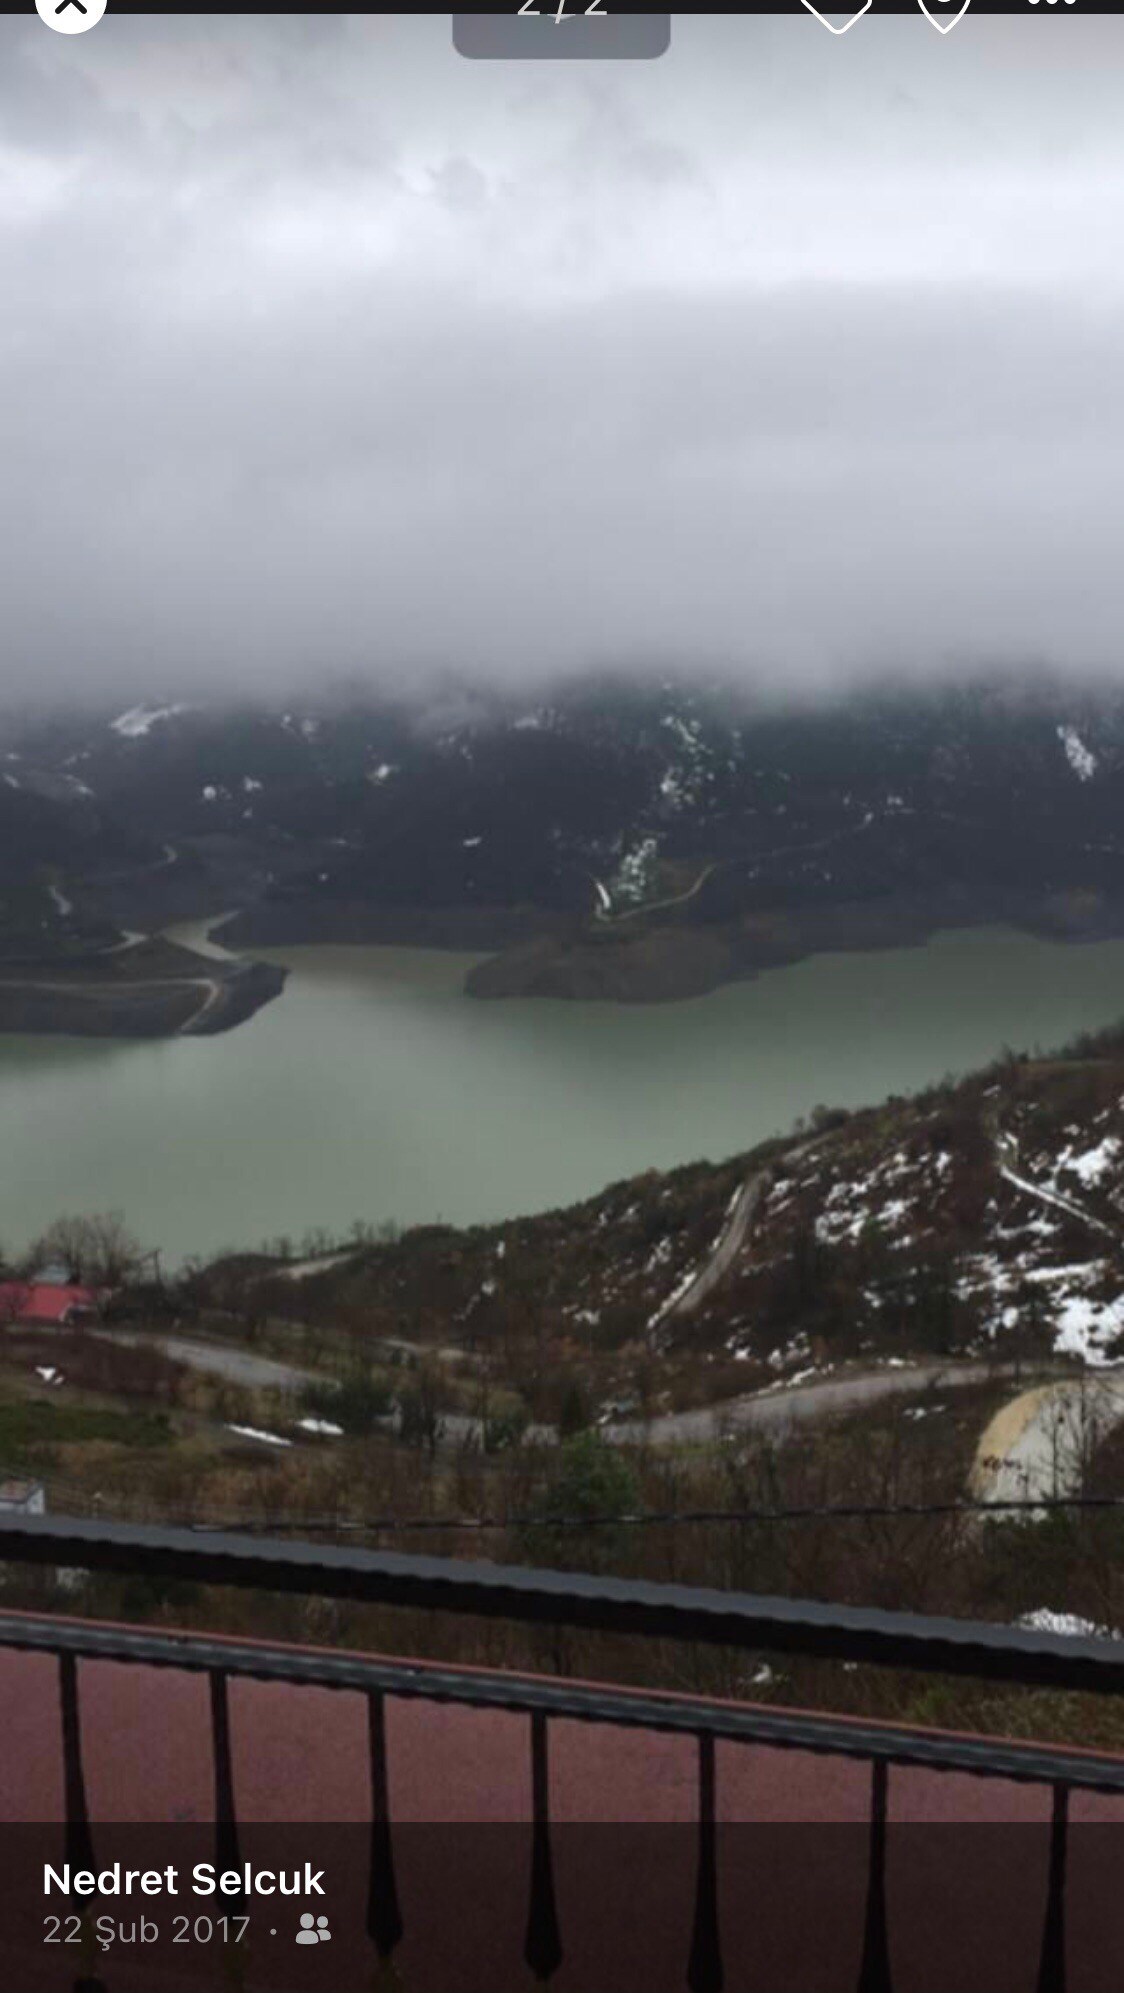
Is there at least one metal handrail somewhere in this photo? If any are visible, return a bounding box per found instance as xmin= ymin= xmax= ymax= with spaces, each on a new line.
xmin=0 ymin=1513 xmax=1115 ymax=1991
xmin=1 ymin=1605 xmax=1123 ymax=1793
xmin=1 ymin=1511 xmax=1123 ymax=1698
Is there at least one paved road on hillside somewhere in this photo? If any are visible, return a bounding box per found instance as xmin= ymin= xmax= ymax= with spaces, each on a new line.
xmin=95 ymin=1329 xmax=1028 ymax=1455
xmin=94 ymin=1326 xmax=544 ymax=1445
xmin=649 ymin=1133 xmax=826 ymax=1334
xmin=649 ymin=1172 xmax=770 ymax=1332
xmin=95 ymin=1327 xmax=316 ymax=1393
xmin=608 ymin=1360 xmax=1023 ymax=1447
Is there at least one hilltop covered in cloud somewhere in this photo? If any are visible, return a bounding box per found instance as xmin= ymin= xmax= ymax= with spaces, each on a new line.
xmin=3 ymin=16 xmax=1124 ymax=703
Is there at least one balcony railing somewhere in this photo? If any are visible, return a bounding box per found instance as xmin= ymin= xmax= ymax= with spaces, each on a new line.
xmin=1 ymin=1514 xmax=1123 ymax=1991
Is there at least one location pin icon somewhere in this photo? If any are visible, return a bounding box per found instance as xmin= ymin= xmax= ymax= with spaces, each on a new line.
xmin=798 ymin=0 xmax=872 ymax=31
xmin=917 ymin=0 xmax=972 ymax=31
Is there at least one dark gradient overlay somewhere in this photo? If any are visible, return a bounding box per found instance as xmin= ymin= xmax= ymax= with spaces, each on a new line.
xmin=1 ymin=1822 xmax=1122 ymax=1992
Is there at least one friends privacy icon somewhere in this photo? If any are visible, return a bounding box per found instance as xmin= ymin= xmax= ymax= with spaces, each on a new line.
xmin=917 ymin=0 xmax=972 ymax=29
xmin=798 ymin=0 xmax=872 ymax=28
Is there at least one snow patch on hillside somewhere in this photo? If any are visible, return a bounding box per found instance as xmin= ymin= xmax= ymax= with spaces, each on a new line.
xmin=1019 ymin=1608 xmax=1115 ymax=1640
xmin=226 ymin=1424 xmax=292 ymax=1448
xmin=1057 ymin=725 xmax=1097 ymax=781
xmin=111 ymin=704 xmax=191 ymax=739
xmin=611 ymin=837 xmax=658 ymax=905
xmin=1052 ymin=1293 xmax=1124 ymax=1363
xmin=1059 ymin=1135 xmax=1120 ymax=1185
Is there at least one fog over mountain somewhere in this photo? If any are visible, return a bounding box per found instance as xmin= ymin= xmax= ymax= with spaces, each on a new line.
xmin=3 ymin=14 xmax=1124 ymax=704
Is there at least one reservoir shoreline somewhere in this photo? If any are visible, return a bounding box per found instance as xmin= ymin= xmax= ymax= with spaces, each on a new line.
xmin=3 ymin=923 xmax=1124 ymax=1265
xmin=224 ymin=884 xmax=1124 ymax=1005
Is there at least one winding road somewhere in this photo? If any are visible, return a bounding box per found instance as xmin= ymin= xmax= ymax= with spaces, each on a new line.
xmin=607 ymin=1359 xmax=1020 ymax=1447
xmin=93 ymin=1111 xmax=1107 ymax=1465
xmin=649 ymin=1173 xmax=770 ymax=1332
xmin=592 ymin=861 xmax=720 ymax=927
xmin=95 ymin=1321 xmax=1019 ymax=1458
xmin=648 ymin=1130 xmax=828 ymax=1337
xmin=0 ymin=973 xmax=227 ymax=1036
xmin=94 ymin=1327 xmax=315 ymax=1393
xmin=176 ymin=976 xmax=225 ymax=1033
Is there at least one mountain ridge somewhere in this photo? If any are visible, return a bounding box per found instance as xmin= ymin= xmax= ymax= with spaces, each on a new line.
xmin=8 ymin=673 xmax=1124 ymax=1009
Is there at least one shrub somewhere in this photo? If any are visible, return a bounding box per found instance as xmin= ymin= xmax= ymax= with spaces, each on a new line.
xmin=300 ymin=1371 xmax=392 ymax=1436
xmin=518 ymin=1432 xmax=640 ymax=1572
xmin=484 ymin=1409 xmax=529 ymax=1454
xmin=558 ymin=1379 xmax=592 ymax=1437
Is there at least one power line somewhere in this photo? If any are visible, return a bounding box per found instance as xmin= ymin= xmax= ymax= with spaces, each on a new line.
xmin=11 ymin=1465 xmax=1124 ymax=1539
xmin=173 ymin=1492 xmax=1124 ymax=1535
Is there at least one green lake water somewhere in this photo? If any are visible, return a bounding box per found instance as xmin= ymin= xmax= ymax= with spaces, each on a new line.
xmin=0 ymin=924 xmax=1121 ymax=1263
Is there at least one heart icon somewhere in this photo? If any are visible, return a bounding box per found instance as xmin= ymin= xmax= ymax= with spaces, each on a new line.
xmin=798 ymin=0 xmax=872 ymax=32
xmin=917 ymin=0 xmax=972 ymax=32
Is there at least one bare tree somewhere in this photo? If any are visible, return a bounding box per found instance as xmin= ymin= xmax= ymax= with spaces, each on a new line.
xmin=26 ymin=1212 xmax=145 ymax=1289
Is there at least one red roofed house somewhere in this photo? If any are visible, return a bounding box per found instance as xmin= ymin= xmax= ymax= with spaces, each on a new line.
xmin=0 ymin=1281 xmax=101 ymax=1326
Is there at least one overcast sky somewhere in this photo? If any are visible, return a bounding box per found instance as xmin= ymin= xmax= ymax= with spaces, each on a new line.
xmin=3 ymin=13 xmax=1124 ymax=706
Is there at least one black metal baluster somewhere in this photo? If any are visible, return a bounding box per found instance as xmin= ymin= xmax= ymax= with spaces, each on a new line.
xmin=209 ymin=1671 xmax=248 ymax=1993
xmin=856 ymin=1759 xmax=893 ymax=1993
xmin=1036 ymin=1784 xmax=1069 ymax=1993
xmin=687 ymin=1731 xmax=723 ymax=1993
xmin=524 ymin=1711 xmax=563 ymax=1984
xmin=60 ymin=1652 xmax=94 ymax=1874
xmin=366 ymin=1690 xmax=404 ymax=1965
xmin=59 ymin=1653 xmax=107 ymax=1993
xmin=210 ymin=1671 xmax=240 ymax=1872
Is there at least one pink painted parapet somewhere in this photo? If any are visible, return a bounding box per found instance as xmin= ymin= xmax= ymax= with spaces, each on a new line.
xmin=2 ymin=1615 xmax=1124 ymax=1991
xmin=1 ymin=1614 xmax=1123 ymax=1826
